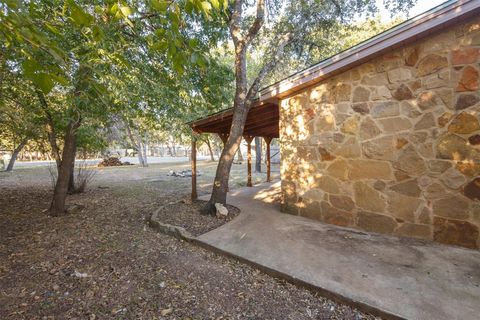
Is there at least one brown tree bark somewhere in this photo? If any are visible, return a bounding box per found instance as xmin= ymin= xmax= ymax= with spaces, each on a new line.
xmin=205 ymin=135 xmax=215 ymax=161
xmin=50 ymin=121 xmax=80 ymax=216
xmin=67 ymin=139 xmax=77 ymax=194
xmin=5 ymin=138 xmax=28 ymax=172
xmin=202 ymin=0 xmax=267 ymax=215
xmin=254 ymin=136 xmax=262 ymax=172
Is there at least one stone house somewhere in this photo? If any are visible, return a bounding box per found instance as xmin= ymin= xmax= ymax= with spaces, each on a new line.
xmin=190 ymin=0 xmax=480 ymax=249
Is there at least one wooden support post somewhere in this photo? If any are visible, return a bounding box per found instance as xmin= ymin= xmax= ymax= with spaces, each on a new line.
xmin=191 ymin=134 xmax=198 ymax=201
xmin=264 ymin=137 xmax=272 ymax=182
xmin=243 ymin=135 xmax=254 ymax=187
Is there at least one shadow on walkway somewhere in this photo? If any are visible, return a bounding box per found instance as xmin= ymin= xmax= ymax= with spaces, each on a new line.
xmin=198 ymin=182 xmax=480 ymax=320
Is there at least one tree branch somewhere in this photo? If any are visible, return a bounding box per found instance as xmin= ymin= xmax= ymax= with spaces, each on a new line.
xmin=229 ymin=0 xmax=244 ymax=45
xmin=244 ymin=0 xmax=265 ymax=45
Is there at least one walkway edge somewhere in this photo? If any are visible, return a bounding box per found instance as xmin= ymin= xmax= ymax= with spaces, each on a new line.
xmin=148 ymin=202 xmax=405 ymax=320
xmin=192 ymin=237 xmax=406 ymax=320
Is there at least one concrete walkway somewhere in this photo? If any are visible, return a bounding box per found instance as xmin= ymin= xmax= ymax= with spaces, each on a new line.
xmin=198 ymin=182 xmax=480 ymax=320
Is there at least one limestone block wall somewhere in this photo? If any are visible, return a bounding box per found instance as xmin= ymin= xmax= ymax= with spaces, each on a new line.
xmin=279 ymin=16 xmax=480 ymax=249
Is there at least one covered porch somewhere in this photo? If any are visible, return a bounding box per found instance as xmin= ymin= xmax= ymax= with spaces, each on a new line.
xmin=188 ymin=100 xmax=279 ymax=200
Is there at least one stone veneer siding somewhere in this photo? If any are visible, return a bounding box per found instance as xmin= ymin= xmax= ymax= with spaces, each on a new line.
xmin=279 ymin=16 xmax=480 ymax=249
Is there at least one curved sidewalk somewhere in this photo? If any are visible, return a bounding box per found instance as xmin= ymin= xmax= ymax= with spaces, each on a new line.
xmin=198 ymin=182 xmax=480 ymax=320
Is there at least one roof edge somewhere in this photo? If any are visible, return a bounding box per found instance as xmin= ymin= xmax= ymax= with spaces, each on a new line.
xmin=259 ymin=0 xmax=480 ymax=101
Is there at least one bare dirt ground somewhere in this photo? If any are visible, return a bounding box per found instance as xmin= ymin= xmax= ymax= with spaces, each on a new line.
xmin=0 ymin=161 xmax=377 ymax=319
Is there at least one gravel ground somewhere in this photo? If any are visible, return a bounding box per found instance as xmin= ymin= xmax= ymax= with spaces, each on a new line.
xmin=0 ymin=163 xmax=378 ymax=319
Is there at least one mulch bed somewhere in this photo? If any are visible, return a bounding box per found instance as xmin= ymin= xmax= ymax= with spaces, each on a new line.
xmin=0 ymin=167 xmax=378 ymax=319
xmin=154 ymin=200 xmax=240 ymax=236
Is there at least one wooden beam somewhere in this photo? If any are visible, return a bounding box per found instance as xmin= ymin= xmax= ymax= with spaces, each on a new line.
xmin=264 ymin=137 xmax=272 ymax=182
xmin=191 ymin=134 xmax=198 ymax=201
xmin=243 ymin=135 xmax=254 ymax=187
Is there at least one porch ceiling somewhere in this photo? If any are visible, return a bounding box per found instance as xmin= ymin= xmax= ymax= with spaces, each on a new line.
xmin=189 ymin=101 xmax=279 ymax=138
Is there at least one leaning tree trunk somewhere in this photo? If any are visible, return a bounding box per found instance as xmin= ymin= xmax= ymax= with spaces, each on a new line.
xmin=67 ymin=140 xmax=77 ymax=194
xmin=5 ymin=139 xmax=28 ymax=172
xmin=50 ymin=122 xmax=78 ymax=216
xmin=202 ymin=45 xmax=251 ymax=215
xmin=237 ymin=146 xmax=244 ymax=162
xmin=255 ymin=136 xmax=262 ymax=172
xmin=205 ymin=136 xmax=215 ymax=161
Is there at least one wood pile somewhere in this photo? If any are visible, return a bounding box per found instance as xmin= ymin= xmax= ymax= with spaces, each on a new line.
xmin=98 ymin=157 xmax=131 ymax=167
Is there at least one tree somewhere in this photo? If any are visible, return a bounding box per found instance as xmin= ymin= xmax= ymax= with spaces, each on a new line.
xmin=202 ymin=0 xmax=415 ymax=214
xmin=0 ymin=0 xmax=223 ymax=215
xmin=254 ymin=136 xmax=261 ymax=172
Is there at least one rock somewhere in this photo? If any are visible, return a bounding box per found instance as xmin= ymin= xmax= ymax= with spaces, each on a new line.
xmin=334 ymin=137 xmax=361 ymax=158
xmin=362 ymin=136 xmax=396 ymax=161
xmin=378 ymin=117 xmax=412 ymax=132
xmin=318 ymin=147 xmax=336 ymax=161
xmin=436 ymin=134 xmax=470 ymax=160
xmin=451 ymin=48 xmax=480 ymax=65
xmin=359 ymin=117 xmax=381 ymax=140
xmin=391 ymin=84 xmax=413 ymax=100
xmin=354 ymin=181 xmax=386 ymax=212
xmin=464 ymin=177 xmax=480 ymax=200
xmin=327 ymin=159 xmax=349 ymax=181
xmin=434 ymin=217 xmax=479 ymax=249
xmin=428 ymin=160 xmax=452 ymax=173
xmin=405 ymin=47 xmax=419 ymax=66
xmin=437 ymin=88 xmax=454 ymax=109
xmin=329 ymin=194 xmax=355 ymax=211
xmin=313 ymin=175 xmax=340 ymax=194
xmin=349 ymin=159 xmax=393 ymax=180
xmin=394 ymin=146 xmax=426 ymax=176
xmin=416 ymin=54 xmax=448 ymax=76
xmin=414 ymin=112 xmax=436 ymax=130
xmin=341 ymin=117 xmax=359 ymax=135
xmin=299 ymin=200 xmax=322 ymax=220
xmin=468 ymin=134 xmax=480 ymax=145
xmin=352 ymin=102 xmax=369 ymax=114
xmin=456 ymin=66 xmax=479 ymax=92
xmin=396 ymin=137 xmax=409 ymax=149
xmin=395 ymin=223 xmax=431 ymax=239
xmin=357 ymin=211 xmax=397 ymax=234
xmin=387 ymin=192 xmax=421 ymax=222
xmin=400 ymin=101 xmax=422 ymax=118
xmin=418 ymin=207 xmax=432 ymax=224
xmin=440 ymin=167 xmax=467 ymax=189
xmin=417 ymin=91 xmax=438 ymax=110
xmin=432 ymin=195 xmax=470 ymax=220
xmin=388 ymin=68 xmax=413 ymax=83
xmin=448 ymin=112 xmax=480 ymax=134
xmin=425 ymin=182 xmax=448 ymax=200
xmin=320 ymin=201 xmax=354 ymax=227
xmin=390 ymin=179 xmax=422 ymax=197
xmin=352 ymin=86 xmax=370 ymax=102
xmin=297 ymin=146 xmax=318 ymax=161
xmin=455 ymin=94 xmax=480 ymax=110
xmin=361 ymin=73 xmax=388 ymax=85
xmin=456 ymin=161 xmax=480 ymax=177
xmin=332 ymin=83 xmax=351 ymax=102
xmin=215 ymin=203 xmax=228 ymax=218
xmin=371 ymin=101 xmax=400 ymax=118
xmin=371 ymin=86 xmax=392 ymax=100
xmin=437 ymin=112 xmax=453 ymax=127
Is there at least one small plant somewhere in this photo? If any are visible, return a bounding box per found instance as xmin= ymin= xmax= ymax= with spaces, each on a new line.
xmin=73 ymin=161 xmax=96 ymax=194
xmin=47 ymin=161 xmax=96 ymax=194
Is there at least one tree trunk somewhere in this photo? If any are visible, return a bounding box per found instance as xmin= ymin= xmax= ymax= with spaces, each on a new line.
xmin=237 ymin=146 xmax=244 ymax=162
xmin=50 ymin=122 xmax=78 ymax=216
xmin=255 ymin=137 xmax=262 ymax=172
xmin=202 ymin=45 xmax=251 ymax=215
xmin=67 ymin=140 xmax=77 ymax=194
xmin=205 ymin=136 xmax=215 ymax=161
xmin=5 ymin=139 xmax=28 ymax=172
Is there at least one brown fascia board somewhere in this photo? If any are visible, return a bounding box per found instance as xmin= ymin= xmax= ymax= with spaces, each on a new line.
xmin=259 ymin=0 xmax=480 ymax=101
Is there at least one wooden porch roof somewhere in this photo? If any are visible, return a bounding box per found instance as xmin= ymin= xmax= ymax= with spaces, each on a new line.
xmin=189 ymin=100 xmax=279 ymax=138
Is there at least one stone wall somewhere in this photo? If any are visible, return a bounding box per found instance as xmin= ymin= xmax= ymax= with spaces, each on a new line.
xmin=279 ymin=16 xmax=480 ymax=249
